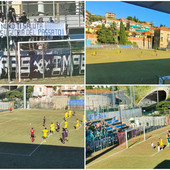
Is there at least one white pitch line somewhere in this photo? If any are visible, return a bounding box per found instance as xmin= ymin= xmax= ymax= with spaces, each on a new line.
xmin=29 ymin=133 xmax=52 ymax=156
xmin=150 ymin=151 xmax=161 ymax=157
xmin=0 ymin=118 xmax=17 ymax=125
xmin=0 ymin=112 xmax=14 ymax=117
xmin=0 ymin=152 xmax=29 ymax=157
xmin=87 ymin=148 xmax=128 ymax=168
xmin=69 ymin=123 xmax=82 ymax=132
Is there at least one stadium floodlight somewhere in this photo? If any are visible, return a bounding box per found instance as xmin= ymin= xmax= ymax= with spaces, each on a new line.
xmin=17 ymin=39 xmax=84 ymax=82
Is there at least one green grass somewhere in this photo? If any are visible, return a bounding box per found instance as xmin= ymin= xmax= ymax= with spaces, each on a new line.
xmin=0 ymin=109 xmax=84 ymax=168
xmin=0 ymin=76 xmax=84 ymax=84
xmin=86 ymin=49 xmax=170 ymax=84
xmin=86 ymin=125 xmax=170 ymax=169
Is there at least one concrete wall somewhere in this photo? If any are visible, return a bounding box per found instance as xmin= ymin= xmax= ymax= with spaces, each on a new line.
xmin=86 ymin=94 xmax=113 ymax=109
xmin=29 ymin=95 xmax=69 ymax=110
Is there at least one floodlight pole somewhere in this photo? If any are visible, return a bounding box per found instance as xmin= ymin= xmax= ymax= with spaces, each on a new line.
xmin=24 ymin=85 xmax=27 ymax=109
xmin=42 ymin=43 xmax=45 ymax=79
xmin=53 ymin=1 xmax=55 ymax=20
xmin=6 ymin=1 xmax=11 ymax=82
xmin=68 ymin=40 xmax=72 ymax=76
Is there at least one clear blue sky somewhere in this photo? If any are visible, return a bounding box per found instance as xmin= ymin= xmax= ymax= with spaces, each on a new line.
xmin=86 ymin=1 xmax=170 ymax=27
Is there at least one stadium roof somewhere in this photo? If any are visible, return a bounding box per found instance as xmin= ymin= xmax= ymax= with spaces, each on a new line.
xmin=125 ymin=1 xmax=170 ymax=14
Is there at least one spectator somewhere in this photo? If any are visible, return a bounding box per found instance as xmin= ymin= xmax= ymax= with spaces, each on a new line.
xmin=20 ymin=11 xmax=27 ymax=23
xmin=34 ymin=18 xmax=37 ymax=23
xmin=47 ymin=17 xmax=54 ymax=23
xmin=8 ymin=4 xmax=16 ymax=22
xmin=65 ymin=24 xmax=69 ymax=39
xmin=8 ymin=4 xmax=15 ymax=13
xmin=0 ymin=9 xmax=5 ymax=21
xmin=38 ymin=17 xmax=43 ymax=23
xmin=8 ymin=11 xmax=16 ymax=23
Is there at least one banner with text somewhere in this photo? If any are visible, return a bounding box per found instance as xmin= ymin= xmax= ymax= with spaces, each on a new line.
xmin=0 ymin=50 xmax=84 ymax=79
xmin=0 ymin=22 xmax=66 ymax=36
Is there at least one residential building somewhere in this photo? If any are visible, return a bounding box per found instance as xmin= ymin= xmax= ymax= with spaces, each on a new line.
xmin=61 ymin=85 xmax=84 ymax=95
xmin=86 ymin=10 xmax=91 ymax=25
xmin=154 ymin=27 xmax=170 ymax=49
xmin=90 ymin=21 xmax=102 ymax=27
xmin=86 ymin=26 xmax=100 ymax=34
xmin=106 ymin=12 xmax=115 ymax=19
xmin=86 ymin=34 xmax=98 ymax=45
xmin=33 ymin=85 xmax=54 ymax=97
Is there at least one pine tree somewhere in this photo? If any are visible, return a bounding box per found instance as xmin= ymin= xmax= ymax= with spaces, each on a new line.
xmin=119 ymin=21 xmax=128 ymax=45
xmin=109 ymin=22 xmax=118 ymax=44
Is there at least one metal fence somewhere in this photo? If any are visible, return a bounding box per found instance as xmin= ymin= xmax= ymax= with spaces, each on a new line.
xmin=68 ymin=99 xmax=84 ymax=110
xmin=86 ymin=108 xmax=142 ymax=121
xmin=86 ymin=123 xmax=166 ymax=156
xmin=86 ymin=44 xmax=139 ymax=49
xmin=0 ymin=102 xmax=10 ymax=112
xmin=0 ymin=1 xmax=84 ymax=28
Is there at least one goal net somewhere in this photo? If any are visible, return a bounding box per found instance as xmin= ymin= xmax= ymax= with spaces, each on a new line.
xmin=17 ymin=39 xmax=84 ymax=82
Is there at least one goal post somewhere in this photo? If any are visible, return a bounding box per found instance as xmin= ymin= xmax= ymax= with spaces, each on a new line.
xmin=17 ymin=39 xmax=84 ymax=82
xmin=125 ymin=125 xmax=146 ymax=148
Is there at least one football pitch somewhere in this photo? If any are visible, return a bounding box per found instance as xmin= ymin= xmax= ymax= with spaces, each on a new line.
xmin=0 ymin=109 xmax=84 ymax=168
xmin=86 ymin=48 xmax=170 ymax=84
xmin=86 ymin=125 xmax=170 ymax=169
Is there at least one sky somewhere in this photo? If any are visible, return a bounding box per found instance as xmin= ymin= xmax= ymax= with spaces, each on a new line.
xmin=86 ymin=1 xmax=170 ymax=27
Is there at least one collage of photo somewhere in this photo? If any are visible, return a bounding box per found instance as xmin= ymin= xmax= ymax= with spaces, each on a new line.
xmin=0 ymin=0 xmax=170 ymax=169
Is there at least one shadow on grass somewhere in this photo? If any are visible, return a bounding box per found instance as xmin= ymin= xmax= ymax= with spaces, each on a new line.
xmin=154 ymin=160 xmax=170 ymax=169
xmin=0 ymin=142 xmax=84 ymax=169
xmin=86 ymin=58 xmax=170 ymax=84
xmin=128 ymin=141 xmax=138 ymax=148
xmin=86 ymin=144 xmax=118 ymax=165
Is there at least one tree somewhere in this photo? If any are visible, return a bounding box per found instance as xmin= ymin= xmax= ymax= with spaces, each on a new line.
xmin=109 ymin=22 xmax=118 ymax=44
xmin=53 ymin=86 xmax=57 ymax=91
xmin=86 ymin=86 xmax=93 ymax=89
xmin=26 ymin=86 xmax=34 ymax=99
xmin=119 ymin=21 xmax=128 ymax=45
xmin=97 ymin=24 xmax=113 ymax=44
xmin=156 ymin=101 xmax=170 ymax=112
xmin=95 ymin=25 xmax=101 ymax=28
xmin=6 ymin=91 xmax=23 ymax=101
xmin=160 ymin=24 xmax=163 ymax=27
xmin=127 ymin=16 xmax=133 ymax=20
xmin=89 ymin=14 xmax=105 ymax=23
xmin=133 ymin=16 xmax=138 ymax=22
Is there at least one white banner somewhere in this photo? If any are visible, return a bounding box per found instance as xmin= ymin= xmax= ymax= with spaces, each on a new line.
xmin=0 ymin=22 xmax=66 ymax=36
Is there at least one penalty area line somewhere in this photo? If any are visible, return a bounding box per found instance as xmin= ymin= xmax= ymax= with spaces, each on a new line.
xmin=29 ymin=133 xmax=52 ymax=156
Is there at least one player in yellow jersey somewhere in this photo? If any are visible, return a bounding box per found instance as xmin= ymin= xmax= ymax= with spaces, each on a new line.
xmin=83 ymin=114 xmax=85 ymax=123
xmin=76 ymin=119 xmax=79 ymax=129
xmin=64 ymin=120 xmax=68 ymax=129
xmin=68 ymin=110 xmax=72 ymax=117
xmin=160 ymin=137 xmax=163 ymax=150
xmin=42 ymin=128 xmax=48 ymax=142
xmin=50 ymin=122 xmax=55 ymax=134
